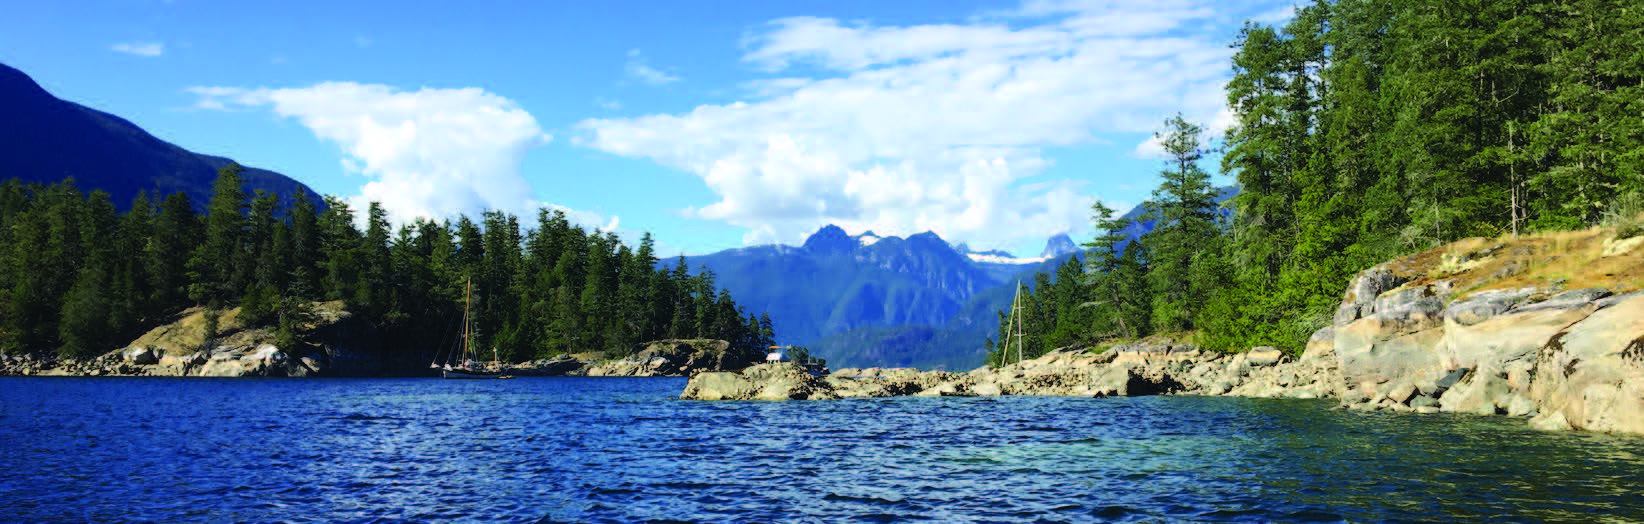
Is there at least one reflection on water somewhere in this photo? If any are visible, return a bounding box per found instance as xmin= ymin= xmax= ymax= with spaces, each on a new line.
xmin=2 ymin=377 xmax=1642 ymax=522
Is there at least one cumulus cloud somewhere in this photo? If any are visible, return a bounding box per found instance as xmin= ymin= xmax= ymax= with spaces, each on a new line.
xmin=111 ymin=41 xmax=164 ymax=57
xmin=188 ymin=82 xmax=563 ymax=225
xmin=578 ymin=0 xmax=1270 ymax=248
xmin=625 ymin=49 xmax=681 ymax=86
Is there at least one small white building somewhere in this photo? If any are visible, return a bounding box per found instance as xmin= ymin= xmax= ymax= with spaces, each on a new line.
xmin=766 ymin=347 xmax=790 ymax=362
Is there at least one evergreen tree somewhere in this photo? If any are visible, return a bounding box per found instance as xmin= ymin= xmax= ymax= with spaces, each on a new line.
xmin=1081 ymin=201 xmax=1143 ymax=340
xmin=1143 ymin=114 xmax=1222 ymax=332
xmin=194 ymin=163 xmax=248 ymax=303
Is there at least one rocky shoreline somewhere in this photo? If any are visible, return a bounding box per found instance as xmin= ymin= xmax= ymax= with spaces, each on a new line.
xmin=685 ymin=233 xmax=1644 ymax=437
xmin=0 ymin=331 xmax=752 ymax=379
xmin=682 ymin=341 xmax=1336 ymax=402
xmin=505 ymin=339 xmax=759 ymax=377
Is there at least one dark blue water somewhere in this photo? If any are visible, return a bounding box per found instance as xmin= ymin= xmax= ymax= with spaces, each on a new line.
xmin=2 ymin=378 xmax=1642 ymax=523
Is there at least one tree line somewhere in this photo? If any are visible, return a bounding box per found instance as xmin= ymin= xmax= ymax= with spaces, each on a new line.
xmin=990 ymin=0 xmax=1643 ymax=364
xmin=0 ymin=166 xmax=777 ymax=363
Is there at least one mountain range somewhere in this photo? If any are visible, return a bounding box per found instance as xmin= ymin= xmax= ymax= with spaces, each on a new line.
xmin=683 ymin=187 xmax=1239 ymax=370
xmin=0 ymin=62 xmax=320 ymax=209
xmin=680 ymin=226 xmax=1083 ymax=370
xmin=0 ymin=60 xmax=1230 ymax=371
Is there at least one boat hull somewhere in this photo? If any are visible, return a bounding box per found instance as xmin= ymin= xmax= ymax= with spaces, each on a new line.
xmin=443 ymin=369 xmax=503 ymax=379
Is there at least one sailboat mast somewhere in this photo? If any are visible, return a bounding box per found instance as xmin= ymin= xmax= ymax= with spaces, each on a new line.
xmin=1006 ymin=282 xmax=1019 ymax=364
xmin=463 ymin=278 xmax=472 ymax=362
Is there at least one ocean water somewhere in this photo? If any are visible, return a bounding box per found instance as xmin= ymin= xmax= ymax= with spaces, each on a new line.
xmin=2 ymin=377 xmax=1641 ymax=523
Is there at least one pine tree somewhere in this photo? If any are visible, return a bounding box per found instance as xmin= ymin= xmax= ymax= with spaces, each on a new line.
xmin=1143 ymin=114 xmax=1221 ymax=332
xmin=1081 ymin=201 xmax=1142 ymax=340
xmin=195 ymin=163 xmax=249 ymax=303
xmin=149 ymin=192 xmax=198 ymax=309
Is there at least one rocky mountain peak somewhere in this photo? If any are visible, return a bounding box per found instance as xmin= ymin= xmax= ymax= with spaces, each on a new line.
xmin=802 ymin=224 xmax=856 ymax=254
xmin=1039 ymin=233 xmax=1078 ymax=258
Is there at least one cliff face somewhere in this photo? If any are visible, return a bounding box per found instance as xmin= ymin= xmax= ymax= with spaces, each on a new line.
xmin=1322 ymin=230 xmax=1644 ymax=434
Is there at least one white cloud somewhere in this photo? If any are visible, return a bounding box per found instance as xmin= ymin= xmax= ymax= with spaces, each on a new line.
xmin=579 ymin=0 xmax=1266 ymax=248
xmin=188 ymin=82 xmax=566 ymax=225
xmin=1131 ymin=134 xmax=1167 ymax=159
xmin=625 ymin=50 xmax=681 ymax=86
xmin=1252 ymin=4 xmax=1298 ymax=23
xmin=111 ymin=41 xmax=164 ymax=57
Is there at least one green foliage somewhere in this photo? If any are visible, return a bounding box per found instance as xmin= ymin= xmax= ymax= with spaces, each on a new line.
xmin=1602 ymin=192 xmax=1644 ymax=239
xmin=1144 ymin=114 xmax=1225 ymax=333
xmin=201 ymin=306 xmax=220 ymax=351
xmin=0 ymin=175 xmax=777 ymax=364
xmin=992 ymin=0 xmax=1644 ymax=356
xmin=274 ymin=298 xmax=316 ymax=351
xmin=238 ymin=283 xmax=281 ymax=328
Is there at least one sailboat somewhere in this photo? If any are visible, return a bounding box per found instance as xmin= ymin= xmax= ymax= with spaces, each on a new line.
xmin=435 ymin=279 xmax=508 ymax=379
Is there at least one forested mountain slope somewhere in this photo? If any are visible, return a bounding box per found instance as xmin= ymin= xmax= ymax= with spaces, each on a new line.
xmin=0 ymin=62 xmax=321 ymax=211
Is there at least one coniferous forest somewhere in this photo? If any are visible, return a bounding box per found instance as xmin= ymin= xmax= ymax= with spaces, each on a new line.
xmin=0 ymin=166 xmax=777 ymax=363
xmin=990 ymin=0 xmax=1643 ymax=365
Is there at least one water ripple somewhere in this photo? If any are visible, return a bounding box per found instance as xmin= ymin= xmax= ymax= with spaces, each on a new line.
xmin=4 ymin=378 xmax=1644 ymax=522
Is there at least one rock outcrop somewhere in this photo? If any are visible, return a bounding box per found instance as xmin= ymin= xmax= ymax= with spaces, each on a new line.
xmin=681 ymin=363 xmax=834 ymax=400
xmin=499 ymin=339 xmax=757 ymax=377
xmin=687 ymin=230 xmax=1644 ymax=437
xmin=681 ymin=340 xmax=1340 ymax=402
xmin=1317 ymin=230 xmax=1644 ymax=434
xmin=2 ymin=301 xmax=383 ymax=378
xmin=506 ymin=355 xmax=587 ymax=377
xmin=578 ymin=339 xmax=756 ymax=377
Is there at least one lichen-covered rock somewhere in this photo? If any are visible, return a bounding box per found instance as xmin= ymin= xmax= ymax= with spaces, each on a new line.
xmin=1316 ymin=242 xmax=1644 ymax=436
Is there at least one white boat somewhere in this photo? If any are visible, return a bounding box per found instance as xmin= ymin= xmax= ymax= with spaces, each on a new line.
xmin=767 ymin=345 xmax=827 ymax=376
xmin=442 ymin=364 xmax=502 ymax=380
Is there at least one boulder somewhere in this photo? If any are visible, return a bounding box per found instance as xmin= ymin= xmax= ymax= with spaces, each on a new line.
xmin=971 ymin=382 xmax=1003 ymax=396
xmin=1524 ymin=294 xmax=1644 ymax=434
xmin=1087 ymin=364 xmax=1183 ymax=397
xmin=193 ymin=344 xmax=303 ymax=377
xmin=1335 ymin=268 xmax=1411 ymax=324
xmin=1301 ymin=326 xmax=1336 ymax=365
xmin=1383 ymin=378 xmax=1417 ymax=404
xmin=681 ymin=363 xmax=833 ymax=400
xmin=1247 ymin=347 xmax=1284 ymax=367
xmin=1427 ymin=367 xmax=1470 ymax=397
xmin=123 ymin=347 xmax=158 ymax=365
xmin=1439 ymin=369 xmax=1512 ymax=416
xmin=1529 ymin=410 xmax=1573 ymax=431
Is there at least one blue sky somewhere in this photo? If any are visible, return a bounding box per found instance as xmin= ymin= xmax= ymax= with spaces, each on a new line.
xmin=0 ymin=0 xmax=1294 ymax=257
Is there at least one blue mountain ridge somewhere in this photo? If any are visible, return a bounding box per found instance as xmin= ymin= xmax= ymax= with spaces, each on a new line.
xmin=0 ymin=62 xmax=322 ymax=210
xmin=678 ymin=185 xmax=1237 ymax=370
